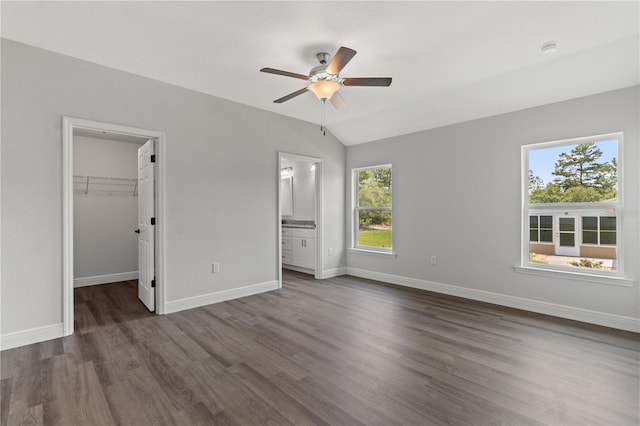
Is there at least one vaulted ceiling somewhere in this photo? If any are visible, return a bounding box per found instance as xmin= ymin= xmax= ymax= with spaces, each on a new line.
xmin=2 ymin=1 xmax=638 ymax=145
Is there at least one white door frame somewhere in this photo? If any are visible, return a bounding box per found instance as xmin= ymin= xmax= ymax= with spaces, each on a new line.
xmin=62 ymin=117 xmax=167 ymax=336
xmin=278 ymin=152 xmax=323 ymax=287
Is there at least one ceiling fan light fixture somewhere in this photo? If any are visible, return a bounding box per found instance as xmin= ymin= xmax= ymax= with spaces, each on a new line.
xmin=308 ymin=80 xmax=340 ymax=100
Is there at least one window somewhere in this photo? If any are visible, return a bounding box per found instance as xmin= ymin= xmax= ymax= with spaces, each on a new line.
xmin=523 ymin=133 xmax=621 ymax=274
xmin=582 ymin=216 xmax=616 ymax=246
xmin=353 ymin=165 xmax=392 ymax=252
xmin=530 ymin=215 xmax=553 ymax=243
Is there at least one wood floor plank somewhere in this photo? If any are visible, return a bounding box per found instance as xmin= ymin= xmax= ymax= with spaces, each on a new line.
xmin=174 ymin=401 xmax=220 ymax=426
xmin=1 ymin=273 xmax=638 ymax=425
xmin=41 ymin=355 xmax=79 ymax=426
xmin=178 ymin=365 xmax=294 ymax=426
xmin=291 ymin=350 xmax=441 ymax=425
xmin=7 ymin=403 xmax=42 ymax=426
xmin=102 ymin=380 xmax=154 ymax=426
xmin=122 ymin=366 xmax=185 ymax=425
xmin=227 ymin=362 xmax=328 ymax=425
xmin=74 ymin=361 xmax=116 ymax=426
xmin=1 ymin=378 xmax=12 ymax=425
xmin=133 ymin=341 xmax=198 ymax=412
xmin=269 ymin=371 xmax=366 ymax=426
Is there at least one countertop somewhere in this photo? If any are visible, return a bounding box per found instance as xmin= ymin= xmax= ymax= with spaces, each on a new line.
xmin=282 ymin=220 xmax=316 ymax=229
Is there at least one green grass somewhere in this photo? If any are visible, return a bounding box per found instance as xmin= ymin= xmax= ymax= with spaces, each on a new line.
xmin=358 ymin=229 xmax=392 ymax=248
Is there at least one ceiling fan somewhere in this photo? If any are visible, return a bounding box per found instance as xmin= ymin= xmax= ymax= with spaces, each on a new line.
xmin=260 ymin=46 xmax=392 ymax=109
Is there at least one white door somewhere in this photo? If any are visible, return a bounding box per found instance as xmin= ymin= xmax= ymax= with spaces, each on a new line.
xmin=137 ymin=140 xmax=155 ymax=311
xmin=555 ymin=216 xmax=580 ymax=257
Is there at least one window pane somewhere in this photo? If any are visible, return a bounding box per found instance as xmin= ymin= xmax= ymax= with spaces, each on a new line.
xmin=559 ymin=218 xmax=574 ymax=232
xmin=540 ymin=215 xmax=552 ymax=229
xmin=600 ymin=231 xmax=616 ymax=245
xmin=539 ymin=230 xmax=553 ymax=242
xmin=528 ymin=140 xmax=618 ymax=204
xmin=582 ymin=230 xmax=598 ymax=244
xmin=582 ymin=216 xmax=597 ymax=231
xmin=359 ymin=210 xmax=392 ymax=248
xmin=358 ymin=168 xmax=392 ymax=207
xmin=529 ymin=230 xmax=538 ymax=242
xmin=559 ymin=233 xmax=575 ymax=247
xmin=358 ymin=209 xmax=391 ymax=227
xmin=529 ymin=216 xmax=538 ymax=229
xmin=600 ymin=217 xmax=616 ymax=231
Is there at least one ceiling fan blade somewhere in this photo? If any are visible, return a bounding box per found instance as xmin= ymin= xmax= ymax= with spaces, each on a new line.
xmin=342 ymin=77 xmax=392 ymax=87
xmin=330 ymin=91 xmax=346 ymax=109
xmin=326 ymin=46 xmax=357 ymax=75
xmin=274 ymin=87 xmax=309 ymax=103
xmin=260 ymin=67 xmax=308 ymax=81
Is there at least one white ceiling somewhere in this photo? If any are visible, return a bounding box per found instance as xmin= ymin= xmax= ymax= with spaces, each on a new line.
xmin=2 ymin=1 xmax=638 ymax=146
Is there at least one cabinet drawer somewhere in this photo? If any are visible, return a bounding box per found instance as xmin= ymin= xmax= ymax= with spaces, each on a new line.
xmin=282 ymin=228 xmax=316 ymax=238
xmin=282 ymin=250 xmax=293 ymax=264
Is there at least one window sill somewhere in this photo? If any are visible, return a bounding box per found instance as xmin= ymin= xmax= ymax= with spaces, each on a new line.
xmin=348 ymin=248 xmax=397 ymax=258
xmin=513 ymin=265 xmax=634 ymax=287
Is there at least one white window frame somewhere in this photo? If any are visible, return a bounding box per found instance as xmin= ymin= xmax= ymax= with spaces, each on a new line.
xmin=352 ymin=164 xmax=393 ymax=254
xmin=520 ymin=132 xmax=624 ymax=279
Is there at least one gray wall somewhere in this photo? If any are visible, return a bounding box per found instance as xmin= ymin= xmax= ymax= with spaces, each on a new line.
xmin=346 ymin=86 xmax=639 ymax=322
xmin=73 ymin=135 xmax=140 ymax=281
xmin=1 ymin=39 xmax=346 ymax=336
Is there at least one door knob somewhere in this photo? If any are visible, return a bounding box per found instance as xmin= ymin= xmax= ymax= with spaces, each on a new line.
xmin=134 ymin=229 xmax=140 ymax=234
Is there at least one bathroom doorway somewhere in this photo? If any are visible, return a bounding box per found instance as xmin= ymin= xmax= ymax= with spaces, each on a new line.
xmin=278 ymin=152 xmax=323 ymax=286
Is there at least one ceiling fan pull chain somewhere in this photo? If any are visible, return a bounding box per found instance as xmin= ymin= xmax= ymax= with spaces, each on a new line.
xmin=320 ymin=99 xmax=326 ymax=136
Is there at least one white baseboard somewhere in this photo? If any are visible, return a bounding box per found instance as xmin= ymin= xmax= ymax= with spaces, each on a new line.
xmin=282 ymin=264 xmax=315 ymax=275
xmin=1 ymin=323 xmax=64 ymax=351
xmin=281 ymin=266 xmax=347 ymax=279
xmin=320 ymin=267 xmax=347 ymax=279
xmin=74 ymin=271 xmax=138 ymax=288
xmin=346 ymin=268 xmax=640 ymax=333
xmin=164 ymin=280 xmax=279 ymax=314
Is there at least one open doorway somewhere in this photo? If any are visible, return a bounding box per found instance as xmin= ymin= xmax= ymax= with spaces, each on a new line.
xmin=62 ymin=117 xmax=166 ymax=336
xmin=73 ymin=130 xmax=146 ymax=287
xmin=278 ymin=152 xmax=323 ymax=286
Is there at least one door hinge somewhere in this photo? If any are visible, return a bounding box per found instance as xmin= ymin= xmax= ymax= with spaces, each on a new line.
xmin=151 ymin=217 xmax=156 ymax=225
xmin=150 ymin=154 xmax=156 ymax=163
xmin=151 ymin=278 xmax=156 ymax=288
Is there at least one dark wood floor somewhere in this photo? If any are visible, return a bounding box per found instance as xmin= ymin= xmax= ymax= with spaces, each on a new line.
xmin=2 ymin=271 xmax=639 ymax=425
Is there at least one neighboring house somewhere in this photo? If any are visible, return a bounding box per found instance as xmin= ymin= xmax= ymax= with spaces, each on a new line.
xmin=529 ymin=209 xmax=617 ymax=260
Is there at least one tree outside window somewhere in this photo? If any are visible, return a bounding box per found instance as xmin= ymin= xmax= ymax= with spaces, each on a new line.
xmin=529 ymin=141 xmax=617 ymax=203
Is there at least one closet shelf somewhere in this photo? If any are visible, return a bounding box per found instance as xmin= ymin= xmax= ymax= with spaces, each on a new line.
xmin=73 ymin=175 xmax=138 ymax=196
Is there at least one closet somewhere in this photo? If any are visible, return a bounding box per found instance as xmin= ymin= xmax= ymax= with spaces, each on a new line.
xmin=73 ymin=131 xmax=146 ymax=287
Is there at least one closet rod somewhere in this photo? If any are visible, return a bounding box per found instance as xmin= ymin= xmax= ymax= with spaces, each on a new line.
xmin=73 ymin=175 xmax=138 ymax=196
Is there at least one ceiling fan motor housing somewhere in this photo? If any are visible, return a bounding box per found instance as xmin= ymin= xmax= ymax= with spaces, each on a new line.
xmin=309 ymin=65 xmax=341 ymax=83
xmin=316 ymin=52 xmax=330 ymax=65
xmin=309 ymin=52 xmax=342 ymax=83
